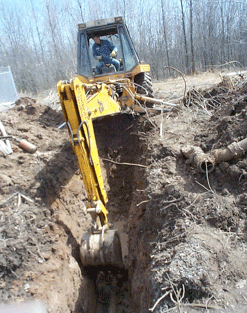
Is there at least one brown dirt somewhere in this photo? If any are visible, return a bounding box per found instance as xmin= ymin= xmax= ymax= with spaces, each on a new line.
xmin=0 ymin=72 xmax=247 ymax=312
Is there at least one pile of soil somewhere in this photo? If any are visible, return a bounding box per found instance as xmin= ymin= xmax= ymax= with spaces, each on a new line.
xmin=0 ymin=75 xmax=247 ymax=313
xmin=133 ymin=78 xmax=247 ymax=312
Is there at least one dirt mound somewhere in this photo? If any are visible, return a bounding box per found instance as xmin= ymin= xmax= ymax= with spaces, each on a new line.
xmin=0 ymin=100 xmax=83 ymax=311
xmin=135 ymin=79 xmax=247 ymax=312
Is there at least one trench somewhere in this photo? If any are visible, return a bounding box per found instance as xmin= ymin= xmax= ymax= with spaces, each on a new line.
xmin=44 ymin=114 xmax=153 ymax=312
xmin=79 ymin=114 xmax=150 ymax=313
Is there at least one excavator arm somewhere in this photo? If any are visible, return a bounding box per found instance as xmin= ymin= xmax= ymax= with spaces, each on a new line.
xmin=57 ymin=77 xmax=124 ymax=267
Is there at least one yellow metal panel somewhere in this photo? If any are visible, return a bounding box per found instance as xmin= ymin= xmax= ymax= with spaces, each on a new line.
xmin=73 ymin=79 xmax=122 ymax=118
xmin=73 ymin=82 xmax=109 ymax=205
xmin=76 ymin=75 xmax=90 ymax=83
xmin=95 ymin=73 xmax=126 ymax=83
xmin=131 ymin=64 xmax=151 ymax=77
xmin=66 ymin=100 xmax=102 ymax=202
xmin=85 ymin=87 xmax=121 ymax=119
xmin=57 ymin=80 xmax=108 ymax=206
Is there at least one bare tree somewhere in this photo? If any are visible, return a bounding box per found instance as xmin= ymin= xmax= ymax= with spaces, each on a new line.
xmin=0 ymin=0 xmax=247 ymax=93
xmin=189 ymin=0 xmax=195 ymax=73
xmin=180 ymin=0 xmax=189 ymax=74
xmin=77 ymin=0 xmax=85 ymax=22
xmin=161 ymin=0 xmax=171 ymax=72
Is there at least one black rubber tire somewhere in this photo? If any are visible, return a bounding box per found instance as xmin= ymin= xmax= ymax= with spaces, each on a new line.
xmin=134 ymin=72 xmax=154 ymax=98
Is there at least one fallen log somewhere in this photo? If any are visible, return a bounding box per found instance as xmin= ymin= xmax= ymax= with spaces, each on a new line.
xmin=181 ymin=138 xmax=247 ymax=173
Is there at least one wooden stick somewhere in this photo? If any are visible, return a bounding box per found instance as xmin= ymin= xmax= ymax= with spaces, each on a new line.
xmin=149 ymin=290 xmax=172 ymax=312
xmin=102 ymin=157 xmax=147 ymax=168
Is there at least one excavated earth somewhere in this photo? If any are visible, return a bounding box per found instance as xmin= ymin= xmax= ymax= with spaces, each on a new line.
xmin=0 ymin=73 xmax=247 ymax=313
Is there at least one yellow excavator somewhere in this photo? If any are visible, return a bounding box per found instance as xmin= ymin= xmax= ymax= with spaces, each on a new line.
xmin=57 ymin=16 xmax=167 ymax=268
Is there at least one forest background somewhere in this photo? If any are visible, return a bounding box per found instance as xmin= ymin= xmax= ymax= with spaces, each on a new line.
xmin=0 ymin=0 xmax=246 ymax=94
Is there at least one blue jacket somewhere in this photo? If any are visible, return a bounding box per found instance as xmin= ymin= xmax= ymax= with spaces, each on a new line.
xmin=92 ymin=39 xmax=117 ymax=63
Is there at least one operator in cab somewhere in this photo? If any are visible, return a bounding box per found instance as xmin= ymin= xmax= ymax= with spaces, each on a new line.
xmin=92 ymin=34 xmax=120 ymax=74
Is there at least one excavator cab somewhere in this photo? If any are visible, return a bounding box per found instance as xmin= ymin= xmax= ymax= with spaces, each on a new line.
xmin=76 ymin=16 xmax=154 ymax=106
xmin=77 ymin=16 xmax=140 ymax=78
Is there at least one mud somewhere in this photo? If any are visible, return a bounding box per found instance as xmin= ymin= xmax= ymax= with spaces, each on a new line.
xmin=0 ymin=74 xmax=247 ymax=312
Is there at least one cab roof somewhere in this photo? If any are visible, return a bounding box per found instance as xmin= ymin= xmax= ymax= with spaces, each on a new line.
xmin=78 ymin=16 xmax=124 ymax=31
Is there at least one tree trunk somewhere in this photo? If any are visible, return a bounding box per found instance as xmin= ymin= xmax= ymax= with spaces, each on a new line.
xmin=161 ymin=0 xmax=171 ymax=74
xmin=180 ymin=0 xmax=189 ymax=74
xmin=189 ymin=0 xmax=195 ymax=73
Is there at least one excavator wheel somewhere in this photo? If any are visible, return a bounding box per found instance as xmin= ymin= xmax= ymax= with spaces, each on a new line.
xmin=134 ymin=72 xmax=154 ymax=98
xmin=80 ymin=229 xmax=123 ymax=268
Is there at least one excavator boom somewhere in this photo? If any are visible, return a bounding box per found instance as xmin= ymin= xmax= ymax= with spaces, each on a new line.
xmin=57 ymin=77 xmax=124 ymax=267
xmin=57 ymin=78 xmax=122 ymax=221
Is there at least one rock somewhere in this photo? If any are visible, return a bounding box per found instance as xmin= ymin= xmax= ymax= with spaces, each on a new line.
xmin=0 ymin=174 xmax=13 ymax=186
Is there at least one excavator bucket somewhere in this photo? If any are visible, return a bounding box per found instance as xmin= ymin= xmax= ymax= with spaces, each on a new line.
xmin=80 ymin=229 xmax=123 ymax=268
